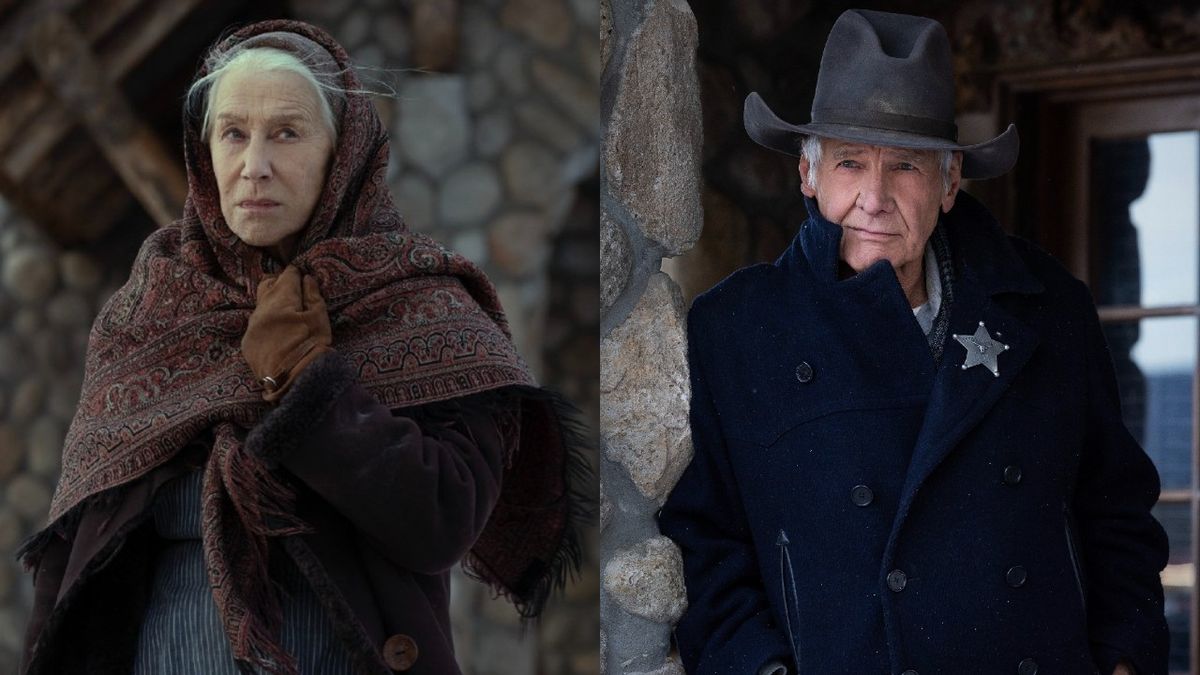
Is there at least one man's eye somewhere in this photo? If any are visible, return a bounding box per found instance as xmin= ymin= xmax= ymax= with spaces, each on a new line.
xmin=896 ymin=162 xmax=916 ymax=171
xmin=837 ymin=160 xmax=859 ymax=169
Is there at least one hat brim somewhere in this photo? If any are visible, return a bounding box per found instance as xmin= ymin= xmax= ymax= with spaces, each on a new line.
xmin=744 ymin=92 xmax=1019 ymax=180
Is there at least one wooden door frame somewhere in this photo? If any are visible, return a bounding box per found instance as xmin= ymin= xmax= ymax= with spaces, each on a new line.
xmin=993 ymin=54 xmax=1200 ymax=276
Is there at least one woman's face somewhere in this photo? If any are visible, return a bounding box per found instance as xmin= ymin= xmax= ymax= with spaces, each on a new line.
xmin=209 ymin=68 xmax=334 ymax=261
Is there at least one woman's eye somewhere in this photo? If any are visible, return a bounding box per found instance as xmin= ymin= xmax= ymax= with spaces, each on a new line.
xmin=221 ymin=128 xmax=245 ymax=141
xmin=278 ymin=128 xmax=299 ymax=139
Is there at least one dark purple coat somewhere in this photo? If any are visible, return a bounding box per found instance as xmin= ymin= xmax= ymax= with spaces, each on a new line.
xmin=21 ymin=351 xmax=507 ymax=674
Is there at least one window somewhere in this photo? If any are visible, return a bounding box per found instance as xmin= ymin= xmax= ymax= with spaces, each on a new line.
xmin=1093 ymin=129 xmax=1197 ymax=675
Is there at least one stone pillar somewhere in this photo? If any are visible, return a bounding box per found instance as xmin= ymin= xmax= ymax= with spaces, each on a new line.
xmin=600 ymin=0 xmax=701 ymax=672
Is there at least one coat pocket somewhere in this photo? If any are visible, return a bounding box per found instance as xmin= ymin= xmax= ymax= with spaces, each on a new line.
xmin=777 ymin=530 xmax=802 ymax=672
xmin=1063 ymin=502 xmax=1087 ymax=612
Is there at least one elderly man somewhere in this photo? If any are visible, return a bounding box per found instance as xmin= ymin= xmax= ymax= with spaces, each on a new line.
xmin=659 ymin=9 xmax=1167 ymax=675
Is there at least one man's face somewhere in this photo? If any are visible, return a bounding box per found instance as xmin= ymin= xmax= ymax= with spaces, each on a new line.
xmin=800 ymin=140 xmax=961 ymax=277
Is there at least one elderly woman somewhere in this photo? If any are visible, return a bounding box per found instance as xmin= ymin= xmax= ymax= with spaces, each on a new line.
xmin=17 ymin=20 xmax=587 ymax=675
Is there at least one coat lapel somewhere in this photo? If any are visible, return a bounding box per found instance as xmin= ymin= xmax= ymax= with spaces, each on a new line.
xmin=895 ymin=284 xmax=1039 ymax=514
xmin=790 ymin=191 xmax=1047 ymax=542
xmin=888 ymin=192 xmax=1045 ymax=541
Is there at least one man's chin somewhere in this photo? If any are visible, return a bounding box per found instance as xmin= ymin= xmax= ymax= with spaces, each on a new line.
xmin=841 ymin=246 xmax=902 ymax=275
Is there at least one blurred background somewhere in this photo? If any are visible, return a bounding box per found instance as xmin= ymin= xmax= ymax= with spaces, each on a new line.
xmin=661 ymin=1 xmax=1199 ymax=673
xmin=0 ymin=0 xmax=598 ymax=673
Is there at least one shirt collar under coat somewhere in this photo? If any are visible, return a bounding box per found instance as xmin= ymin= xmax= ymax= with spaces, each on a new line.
xmin=789 ymin=190 xmax=1044 ymax=298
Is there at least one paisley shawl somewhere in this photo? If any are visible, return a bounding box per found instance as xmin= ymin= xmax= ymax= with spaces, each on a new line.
xmin=21 ymin=20 xmax=587 ymax=674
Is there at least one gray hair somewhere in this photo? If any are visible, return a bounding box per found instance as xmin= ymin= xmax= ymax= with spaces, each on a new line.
xmin=800 ymin=135 xmax=956 ymax=194
xmin=187 ymin=46 xmax=347 ymax=143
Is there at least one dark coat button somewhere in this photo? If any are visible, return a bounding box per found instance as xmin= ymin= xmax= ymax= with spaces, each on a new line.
xmin=1018 ymin=658 xmax=1038 ymax=675
xmin=383 ymin=634 xmax=419 ymax=671
xmin=901 ymin=670 xmax=920 ymax=675
xmin=851 ymin=485 xmax=874 ymax=507
xmin=795 ymin=361 xmax=814 ymax=383
xmin=887 ymin=569 xmax=907 ymax=592
xmin=1006 ymin=565 xmax=1027 ymax=588
xmin=1003 ymin=465 xmax=1022 ymax=485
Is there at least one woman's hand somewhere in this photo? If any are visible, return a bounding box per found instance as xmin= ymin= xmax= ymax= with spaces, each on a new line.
xmin=242 ymin=265 xmax=333 ymax=402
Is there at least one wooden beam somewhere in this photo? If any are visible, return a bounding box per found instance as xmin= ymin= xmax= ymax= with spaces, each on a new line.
xmin=73 ymin=0 xmax=148 ymax=50
xmin=93 ymin=0 xmax=198 ymax=82
xmin=25 ymin=129 xmax=92 ymax=189
xmin=0 ymin=0 xmax=198 ymax=179
xmin=55 ymin=157 xmax=133 ymax=242
xmin=1 ymin=104 xmax=73 ymax=179
xmin=0 ymin=147 xmax=130 ymax=244
xmin=0 ymin=0 xmax=147 ymax=89
xmin=32 ymin=142 xmax=132 ymax=242
xmin=0 ymin=69 xmax=51 ymax=157
xmin=23 ymin=11 xmax=185 ymax=226
xmin=412 ymin=0 xmax=460 ymax=72
xmin=0 ymin=0 xmax=79 ymax=86
xmin=0 ymin=0 xmax=140 ymax=160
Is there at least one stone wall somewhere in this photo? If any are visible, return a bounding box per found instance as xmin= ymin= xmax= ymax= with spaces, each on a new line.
xmin=600 ymin=0 xmax=701 ymax=672
xmin=0 ymin=0 xmax=600 ymax=672
xmin=0 ymin=207 xmax=135 ymax=673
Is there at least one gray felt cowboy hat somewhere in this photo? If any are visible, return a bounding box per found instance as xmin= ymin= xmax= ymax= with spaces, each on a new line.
xmin=744 ymin=9 xmax=1018 ymax=180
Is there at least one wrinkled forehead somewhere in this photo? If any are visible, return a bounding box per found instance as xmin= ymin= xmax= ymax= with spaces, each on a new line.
xmin=211 ymin=70 xmax=325 ymax=121
xmin=825 ymin=140 xmax=940 ymax=163
xmin=212 ymin=30 xmax=345 ymax=122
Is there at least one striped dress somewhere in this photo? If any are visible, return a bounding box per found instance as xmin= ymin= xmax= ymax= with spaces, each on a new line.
xmin=132 ymin=468 xmax=356 ymax=674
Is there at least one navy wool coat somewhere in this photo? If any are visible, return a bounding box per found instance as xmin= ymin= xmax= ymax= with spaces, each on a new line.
xmin=659 ymin=193 xmax=1169 ymax=675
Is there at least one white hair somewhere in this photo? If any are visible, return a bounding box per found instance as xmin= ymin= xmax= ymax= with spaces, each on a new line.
xmin=187 ymin=47 xmax=345 ymax=143
xmin=800 ymin=135 xmax=956 ymax=194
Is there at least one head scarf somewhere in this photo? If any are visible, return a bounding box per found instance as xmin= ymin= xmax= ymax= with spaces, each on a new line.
xmin=21 ymin=20 xmax=588 ymax=673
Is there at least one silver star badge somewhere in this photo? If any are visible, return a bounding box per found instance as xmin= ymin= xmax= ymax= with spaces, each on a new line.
xmin=953 ymin=321 xmax=1010 ymax=377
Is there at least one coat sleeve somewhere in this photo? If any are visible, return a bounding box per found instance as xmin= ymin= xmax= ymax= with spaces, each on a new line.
xmin=658 ymin=309 xmax=794 ymax=675
xmin=1073 ymin=287 xmax=1170 ymax=675
xmin=244 ymin=351 xmax=506 ymax=575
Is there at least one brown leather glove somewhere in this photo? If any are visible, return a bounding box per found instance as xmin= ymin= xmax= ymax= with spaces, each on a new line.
xmin=242 ymin=265 xmax=333 ymax=403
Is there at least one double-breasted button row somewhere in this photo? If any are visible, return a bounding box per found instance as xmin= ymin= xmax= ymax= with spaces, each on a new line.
xmin=383 ymin=633 xmax=419 ymax=671
xmin=883 ymin=563 xmax=1024 ymax=594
